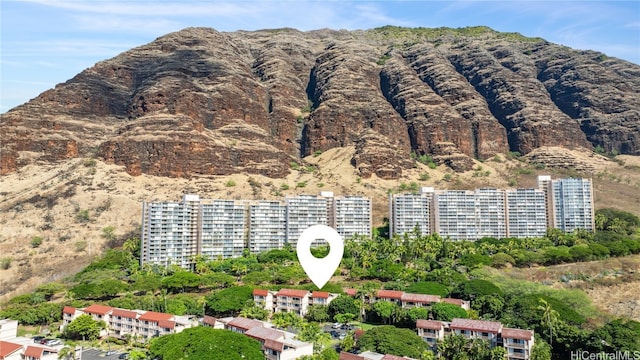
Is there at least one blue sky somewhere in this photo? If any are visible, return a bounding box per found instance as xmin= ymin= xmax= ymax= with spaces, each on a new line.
xmin=1 ymin=0 xmax=639 ymax=113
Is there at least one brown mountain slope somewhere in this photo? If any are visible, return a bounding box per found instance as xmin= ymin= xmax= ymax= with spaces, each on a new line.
xmin=1 ymin=26 xmax=639 ymax=179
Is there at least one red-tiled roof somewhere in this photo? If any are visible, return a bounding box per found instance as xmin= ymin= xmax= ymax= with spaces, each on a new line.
xmin=158 ymin=320 xmax=176 ymax=329
xmin=83 ymin=304 xmax=114 ymax=315
xmin=442 ymin=298 xmax=463 ymax=306
xmin=203 ymin=315 xmax=217 ymax=326
xmin=253 ymin=289 xmax=269 ymax=296
xmin=111 ymin=309 xmax=138 ymax=319
xmin=416 ymin=319 xmax=443 ymax=330
xmin=227 ymin=317 xmax=264 ymax=331
xmin=382 ymin=355 xmax=409 ymax=360
xmin=138 ymin=311 xmax=173 ymax=322
xmin=339 ymin=352 xmax=366 ymax=360
xmin=312 ymin=291 xmax=329 ymax=299
xmin=0 ymin=341 xmax=23 ymax=359
xmin=502 ymin=328 xmax=533 ymax=340
xmin=23 ymin=345 xmax=56 ymax=359
xmin=450 ymin=318 xmax=502 ymax=333
xmin=401 ymin=293 xmax=440 ymax=303
xmin=344 ymin=289 xmax=357 ymax=296
xmin=245 ymin=326 xmax=284 ymax=341
xmin=376 ymin=290 xmax=404 ymax=300
xmin=275 ymin=289 xmax=309 ymax=298
xmin=62 ymin=306 xmax=76 ymax=315
xmin=263 ymin=339 xmax=285 ymax=352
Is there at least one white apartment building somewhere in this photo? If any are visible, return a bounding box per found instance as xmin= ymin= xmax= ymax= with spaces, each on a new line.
xmin=389 ymin=188 xmax=433 ymax=237
xmin=506 ymin=188 xmax=547 ymax=238
xmin=475 ymin=188 xmax=508 ymax=239
xmin=433 ymin=190 xmax=477 ymax=240
xmin=333 ymin=196 xmax=372 ymax=239
xmin=200 ymin=200 xmax=246 ymax=259
xmin=141 ymin=195 xmax=200 ymax=269
xmin=285 ymin=194 xmax=331 ymax=247
xmin=249 ymin=201 xmax=287 ymax=254
xmin=540 ymin=176 xmax=595 ymax=232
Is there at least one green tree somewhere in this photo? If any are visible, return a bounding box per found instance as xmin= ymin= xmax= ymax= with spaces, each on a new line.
xmin=63 ymin=314 xmax=105 ymax=340
xmin=305 ymin=305 xmax=330 ymax=323
xmin=537 ymin=298 xmax=559 ymax=345
xmin=405 ymin=281 xmax=449 ymax=297
xmin=162 ymin=271 xmax=200 ymax=293
xmin=271 ymin=311 xmax=303 ymax=330
xmin=431 ymin=302 xmax=468 ymax=322
xmin=205 ymin=286 xmax=254 ymax=316
xmin=530 ymin=338 xmax=552 ymax=360
xmin=148 ymin=327 xmax=263 ymax=360
xmin=340 ymin=333 xmax=356 ymax=352
xmin=57 ymin=346 xmax=76 ymax=360
xmin=373 ymin=301 xmax=396 ymax=325
xmin=358 ymin=325 xmax=428 ymax=358
xmin=451 ymin=279 xmax=503 ymax=301
xmin=239 ymin=304 xmax=269 ymax=321
xmin=437 ymin=334 xmax=468 ymax=360
xmin=328 ymin=295 xmax=358 ymax=319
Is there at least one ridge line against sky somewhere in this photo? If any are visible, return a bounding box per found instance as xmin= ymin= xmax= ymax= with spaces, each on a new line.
xmin=1 ymin=0 xmax=639 ymax=113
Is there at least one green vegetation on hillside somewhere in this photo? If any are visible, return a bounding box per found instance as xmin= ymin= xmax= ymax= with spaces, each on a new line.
xmin=370 ymin=25 xmax=544 ymax=43
xmin=0 ymin=209 xmax=639 ymax=359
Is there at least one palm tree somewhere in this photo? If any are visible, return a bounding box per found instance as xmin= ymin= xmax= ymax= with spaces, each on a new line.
xmin=57 ymin=346 xmax=75 ymax=360
xmin=537 ymin=298 xmax=559 ymax=345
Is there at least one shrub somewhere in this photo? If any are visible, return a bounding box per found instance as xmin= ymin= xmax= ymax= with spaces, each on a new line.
xmin=224 ymin=180 xmax=236 ymax=187
xmin=31 ymin=236 xmax=43 ymax=248
xmin=405 ymin=281 xmax=449 ymax=297
xmin=280 ymin=184 xmax=290 ymax=190
xmin=0 ymin=257 xmax=11 ymax=270
xmin=419 ymin=173 xmax=430 ymax=181
xmin=491 ymin=252 xmax=515 ymax=268
xmin=74 ymin=241 xmax=87 ymax=252
xmin=296 ymin=181 xmax=307 ymax=188
xmin=76 ymin=209 xmax=90 ymax=223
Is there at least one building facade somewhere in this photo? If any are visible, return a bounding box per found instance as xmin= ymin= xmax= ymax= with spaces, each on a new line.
xmin=433 ymin=190 xmax=477 ymax=240
xmin=333 ymin=196 xmax=372 ymax=239
xmin=200 ymin=200 xmax=246 ymax=259
xmin=540 ymin=176 xmax=595 ymax=232
xmin=249 ymin=201 xmax=287 ymax=254
xmin=285 ymin=194 xmax=331 ymax=247
xmin=389 ymin=188 xmax=433 ymax=237
xmin=506 ymin=188 xmax=547 ymax=238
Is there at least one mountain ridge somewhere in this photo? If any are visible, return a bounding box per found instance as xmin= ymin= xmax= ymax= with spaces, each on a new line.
xmin=1 ymin=26 xmax=639 ymax=179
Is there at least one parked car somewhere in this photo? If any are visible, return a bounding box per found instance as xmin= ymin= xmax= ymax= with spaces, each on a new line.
xmin=338 ymin=333 xmax=346 ymax=340
xmin=44 ymin=339 xmax=61 ymax=346
xmin=119 ymin=354 xmax=129 ymax=359
xmin=39 ymin=338 xmax=53 ymax=344
xmin=331 ymin=322 xmax=341 ymax=329
xmin=32 ymin=336 xmax=45 ymax=343
xmin=105 ymin=350 xmax=117 ymax=356
xmin=330 ymin=330 xmax=340 ymax=338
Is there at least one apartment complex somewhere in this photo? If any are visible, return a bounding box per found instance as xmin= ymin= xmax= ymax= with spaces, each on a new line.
xmin=141 ymin=193 xmax=372 ymax=268
xmin=61 ymin=305 xmax=194 ymax=340
xmin=388 ymin=188 xmax=433 ymax=236
xmin=249 ymin=201 xmax=287 ymax=253
xmin=538 ymin=176 xmax=595 ymax=232
xmin=390 ymin=176 xmax=592 ymax=240
xmin=416 ymin=318 xmax=534 ymax=360
xmin=285 ymin=194 xmax=331 ymax=247
xmin=205 ymin=316 xmax=313 ymax=360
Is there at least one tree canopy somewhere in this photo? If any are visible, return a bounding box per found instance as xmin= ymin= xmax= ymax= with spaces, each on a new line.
xmin=148 ymin=327 xmax=263 ymax=360
xmin=205 ymin=285 xmax=254 ymax=317
xmin=357 ymin=325 xmax=428 ymax=358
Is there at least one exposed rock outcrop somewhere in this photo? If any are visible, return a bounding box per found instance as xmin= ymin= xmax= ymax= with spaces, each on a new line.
xmin=2 ymin=26 xmax=639 ymax=178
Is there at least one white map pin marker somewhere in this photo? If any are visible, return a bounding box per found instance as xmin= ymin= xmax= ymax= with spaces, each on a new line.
xmin=296 ymin=224 xmax=344 ymax=289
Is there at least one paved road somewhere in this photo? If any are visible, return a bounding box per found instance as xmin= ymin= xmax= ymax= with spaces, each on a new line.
xmin=80 ymin=348 xmax=126 ymax=360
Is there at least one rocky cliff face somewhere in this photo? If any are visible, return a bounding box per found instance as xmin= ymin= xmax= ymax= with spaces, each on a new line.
xmin=2 ymin=26 xmax=639 ymax=178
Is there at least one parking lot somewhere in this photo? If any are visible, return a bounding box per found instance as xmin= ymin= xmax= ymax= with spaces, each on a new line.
xmin=322 ymin=323 xmax=355 ymax=340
